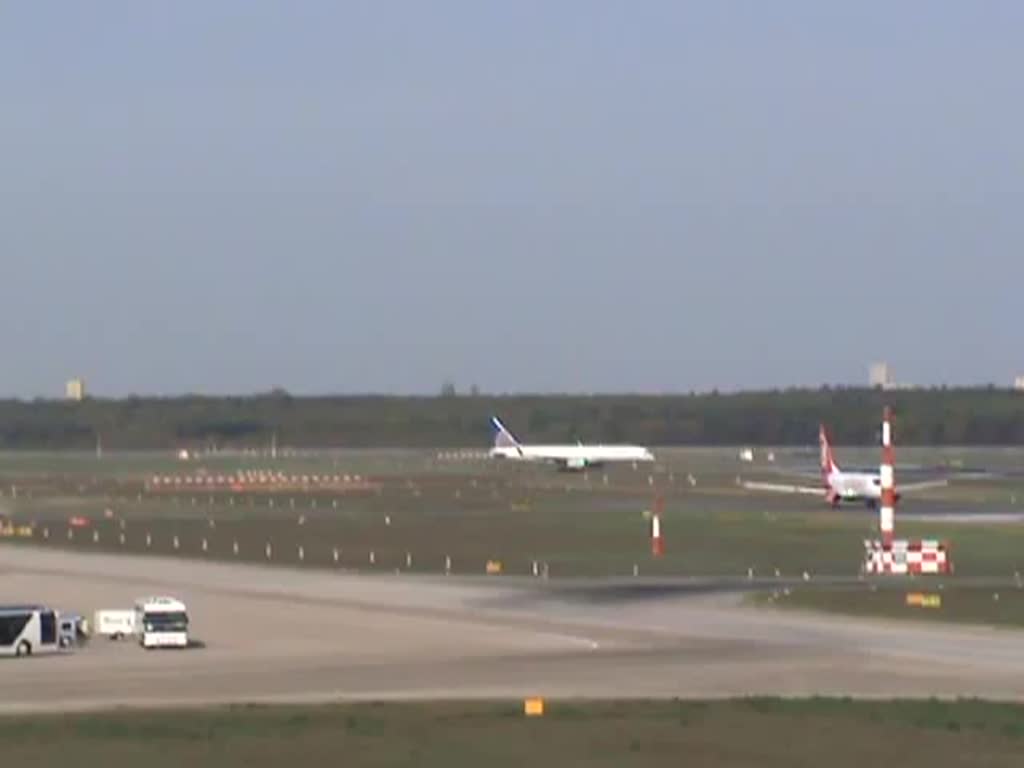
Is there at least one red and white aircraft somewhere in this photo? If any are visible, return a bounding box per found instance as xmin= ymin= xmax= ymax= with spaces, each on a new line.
xmin=742 ymin=424 xmax=947 ymax=508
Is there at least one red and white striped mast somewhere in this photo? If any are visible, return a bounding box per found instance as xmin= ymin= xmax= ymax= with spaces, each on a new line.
xmin=651 ymin=495 xmax=664 ymax=557
xmin=879 ymin=406 xmax=896 ymax=547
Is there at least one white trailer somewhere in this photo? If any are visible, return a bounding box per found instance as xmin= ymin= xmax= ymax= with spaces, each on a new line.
xmin=93 ymin=610 xmax=137 ymax=640
xmin=134 ymin=596 xmax=189 ymax=649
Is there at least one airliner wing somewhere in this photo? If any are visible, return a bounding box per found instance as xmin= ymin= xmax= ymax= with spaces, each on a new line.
xmin=740 ymin=480 xmax=823 ymax=496
xmin=897 ymin=479 xmax=949 ymax=493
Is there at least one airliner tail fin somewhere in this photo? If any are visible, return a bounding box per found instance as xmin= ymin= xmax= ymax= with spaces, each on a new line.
xmin=819 ymin=424 xmax=840 ymax=477
xmin=491 ymin=417 xmax=522 ymax=451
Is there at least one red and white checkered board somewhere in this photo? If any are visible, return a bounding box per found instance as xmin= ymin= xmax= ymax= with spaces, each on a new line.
xmin=863 ymin=539 xmax=951 ymax=575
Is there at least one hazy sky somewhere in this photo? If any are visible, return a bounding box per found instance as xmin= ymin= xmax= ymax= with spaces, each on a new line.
xmin=3 ymin=2 xmax=1022 ymax=397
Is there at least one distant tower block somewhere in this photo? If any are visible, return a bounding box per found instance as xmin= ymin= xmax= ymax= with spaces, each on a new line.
xmin=869 ymin=362 xmax=892 ymax=390
xmin=65 ymin=377 xmax=86 ymax=401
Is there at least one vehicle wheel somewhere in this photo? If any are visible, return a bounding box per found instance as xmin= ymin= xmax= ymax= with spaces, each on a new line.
xmin=15 ymin=641 xmax=31 ymax=657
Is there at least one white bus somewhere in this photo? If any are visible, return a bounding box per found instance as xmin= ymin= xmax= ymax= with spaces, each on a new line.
xmin=0 ymin=605 xmax=62 ymax=658
xmin=134 ymin=596 xmax=189 ymax=649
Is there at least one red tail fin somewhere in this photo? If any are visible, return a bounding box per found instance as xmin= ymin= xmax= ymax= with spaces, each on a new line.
xmin=819 ymin=424 xmax=839 ymax=480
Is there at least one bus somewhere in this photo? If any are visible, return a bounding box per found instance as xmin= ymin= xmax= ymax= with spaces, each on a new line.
xmin=134 ymin=596 xmax=189 ymax=649
xmin=0 ymin=605 xmax=62 ymax=658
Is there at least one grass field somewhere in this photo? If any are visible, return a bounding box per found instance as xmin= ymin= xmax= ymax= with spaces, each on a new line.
xmin=757 ymin=583 xmax=1024 ymax=628
xmin=2 ymin=699 xmax=1023 ymax=767
xmin=9 ymin=489 xmax=1024 ymax=579
xmin=4 ymin=448 xmax=1024 ymax=581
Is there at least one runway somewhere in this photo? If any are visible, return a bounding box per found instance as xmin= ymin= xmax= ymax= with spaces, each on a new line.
xmin=2 ymin=546 xmax=1024 ymax=712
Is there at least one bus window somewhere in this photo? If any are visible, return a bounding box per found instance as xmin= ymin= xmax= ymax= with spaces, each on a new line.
xmin=0 ymin=614 xmax=30 ymax=646
xmin=40 ymin=611 xmax=56 ymax=645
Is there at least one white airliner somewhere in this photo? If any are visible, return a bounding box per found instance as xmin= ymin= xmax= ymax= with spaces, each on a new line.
xmin=742 ymin=424 xmax=946 ymax=508
xmin=488 ymin=417 xmax=655 ymax=471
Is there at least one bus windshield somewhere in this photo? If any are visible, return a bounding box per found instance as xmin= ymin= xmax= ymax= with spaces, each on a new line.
xmin=142 ymin=611 xmax=188 ymax=633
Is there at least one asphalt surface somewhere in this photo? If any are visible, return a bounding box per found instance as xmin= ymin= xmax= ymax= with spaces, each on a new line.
xmin=2 ymin=546 xmax=1024 ymax=712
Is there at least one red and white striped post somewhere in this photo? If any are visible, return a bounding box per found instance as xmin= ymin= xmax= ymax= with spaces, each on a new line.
xmin=651 ymin=496 xmax=664 ymax=557
xmin=879 ymin=406 xmax=896 ymax=547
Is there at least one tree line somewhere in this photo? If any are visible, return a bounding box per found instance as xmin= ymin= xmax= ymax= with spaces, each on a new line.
xmin=0 ymin=388 xmax=1022 ymax=450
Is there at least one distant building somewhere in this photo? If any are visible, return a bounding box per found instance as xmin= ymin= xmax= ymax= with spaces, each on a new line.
xmin=869 ymin=362 xmax=892 ymax=389
xmin=1015 ymin=376 xmax=1024 ymax=391
xmin=65 ymin=378 xmax=86 ymax=401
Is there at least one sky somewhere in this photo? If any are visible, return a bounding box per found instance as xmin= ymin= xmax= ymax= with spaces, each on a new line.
xmin=2 ymin=2 xmax=1022 ymax=397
